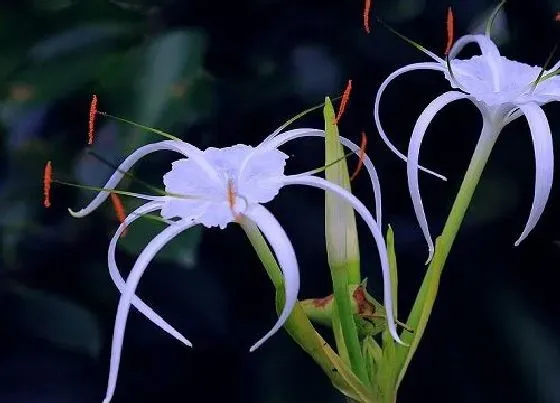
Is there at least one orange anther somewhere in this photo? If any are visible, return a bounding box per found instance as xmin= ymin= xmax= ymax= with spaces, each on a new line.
xmin=363 ymin=0 xmax=372 ymax=34
xmin=110 ymin=193 xmax=128 ymax=237
xmin=350 ymin=132 xmax=368 ymax=181
xmin=445 ymin=7 xmax=455 ymax=55
xmin=334 ymin=79 xmax=352 ymax=125
xmin=43 ymin=161 xmax=52 ymax=208
xmin=88 ymin=94 xmax=98 ymax=145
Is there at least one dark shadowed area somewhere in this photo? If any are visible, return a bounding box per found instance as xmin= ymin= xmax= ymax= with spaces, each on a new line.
xmin=1 ymin=0 xmax=559 ymax=402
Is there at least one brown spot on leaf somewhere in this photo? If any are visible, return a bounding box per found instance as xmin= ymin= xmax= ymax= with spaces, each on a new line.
xmin=353 ymin=286 xmax=376 ymax=315
xmin=312 ymin=294 xmax=333 ymax=308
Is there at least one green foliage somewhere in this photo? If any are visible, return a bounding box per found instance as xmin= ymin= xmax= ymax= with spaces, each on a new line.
xmin=10 ymin=284 xmax=102 ymax=357
xmin=119 ymin=214 xmax=202 ymax=269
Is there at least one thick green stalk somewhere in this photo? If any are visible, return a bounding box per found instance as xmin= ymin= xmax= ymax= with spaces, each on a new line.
xmin=241 ymin=220 xmax=377 ymax=402
xmin=396 ymin=116 xmax=502 ymax=386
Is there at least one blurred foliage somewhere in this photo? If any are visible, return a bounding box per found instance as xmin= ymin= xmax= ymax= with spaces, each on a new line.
xmin=0 ymin=0 xmax=212 ymax=368
xmin=1 ymin=1 xmax=560 ymax=403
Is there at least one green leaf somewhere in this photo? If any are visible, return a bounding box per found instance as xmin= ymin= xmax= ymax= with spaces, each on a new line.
xmin=373 ymin=227 xmax=400 ymax=402
xmin=28 ymin=23 xmax=134 ymax=61
xmin=362 ymin=336 xmax=383 ymax=387
xmin=119 ymin=216 xmax=202 ymax=269
xmin=386 ymin=225 xmax=398 ymax=317
xmin=11 ymin=284 xmax=102 ymax=358
xmin=11 ymin=50 xmax=115 ymax=101
xmin=128 ymin=30 xmax=206 ymax=151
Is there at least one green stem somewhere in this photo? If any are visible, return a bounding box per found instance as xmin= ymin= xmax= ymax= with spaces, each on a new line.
xmin=240 ymin=220 xmax=377 ymax=402
xmin=332 ymin=265 xmax=370 ymax=385
xmin=396 ymin=115 xmax=502 ymax=386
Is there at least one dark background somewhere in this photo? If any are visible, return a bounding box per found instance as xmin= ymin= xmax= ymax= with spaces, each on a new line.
xmin=1 ymin=0 xmax=559 ymax=402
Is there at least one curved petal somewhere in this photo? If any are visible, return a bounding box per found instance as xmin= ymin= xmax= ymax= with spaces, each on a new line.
xmin=108 ymin=201 xmax=192 ymax=347
xmin=70 ymin=140 xmax=221 ymax=218
xmin=514 ymin=103 xmax=554 ymax=246
xmin=280 ymin=174 xmax=403 ymax=345
xmin=243 ymin=204 xmax=300 ymax=352
xmin=407 ymin=91 xmax=470 ymax=263
xmin=102 ymin=219 xmax=197 ymax=403
xmin=448 ymin=34 xmax=502 ymax=91
xmin=237 ymin=129 xmax=321 ymax=183
xmin=262 ymin=127 xmax=323 ymax=147
xmin=374 ymin=62 xmax=448 ymax=181
xmin=262 ymin=129 xmax=383 ymax=225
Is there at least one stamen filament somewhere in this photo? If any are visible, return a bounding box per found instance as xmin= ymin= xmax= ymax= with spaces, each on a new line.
xmin=299 ymin=149 xmax=355 ymax=176
xmin=531 ymin=43 xmax=559 ymax=89
xmin=51 ymin=179 xmax=195 ymax=201
xmin=486 ymin=0 xmax=507 ymax=36
xmin=97 ymin=111 xmax=182 ymax=142
xmin=87 ymin=150 xmax=167 ymax=196
xmin=268 ymin=95 xmax=343 ymax=140
xmin=376 ymin=16 xmax=442 ymax=61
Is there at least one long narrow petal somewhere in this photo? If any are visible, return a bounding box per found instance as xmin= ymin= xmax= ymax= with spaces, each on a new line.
xmin=262 ymin=129 xmax=383 ymax=225
xmin=280 ymin=174 xmax=403 ymax=345
xmin=514 ymin=103 xmax=554 ymax=246
xmin=447 ymin=34 xmax=502 ymax=91
xmin=262 ymin=127 xmax=323 ymax=146
xmin=407 ymin=91 xmax=470 ymax=263
xmin=108 ymin=201 xmax=192 ymax=347
xmin=70 ymin=140 xmax=220 ymax=218
xmin=243 ymin=204 xmax=300 ymax=352
xmin=374 ymin=62 xmax=448 ymax=181
xmin=102 ymin=219 xmax=197 ymax=403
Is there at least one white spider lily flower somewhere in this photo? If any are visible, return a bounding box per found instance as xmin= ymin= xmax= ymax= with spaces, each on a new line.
xmin=69 ymin=125 xmax=400 ymax=403
xmin=375 ymin=32 xmax=558 ymax=262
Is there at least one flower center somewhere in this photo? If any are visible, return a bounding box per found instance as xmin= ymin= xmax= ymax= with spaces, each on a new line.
xmin=226 ymin=178 xmax=243 ymax=221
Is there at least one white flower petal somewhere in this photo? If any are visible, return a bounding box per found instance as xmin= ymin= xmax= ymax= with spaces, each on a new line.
xmin=447 ymin=34 xmax=502 ymax=91
xmin=374 ymin=62 xmax=448 ymax=181
xmin=514 ymin=103 xmax=554 ymax=246
xmin=262 ymin=126 xmax=323 ymax=144
xmin=102 ymin=219 xmax=197 ymax=403
xmin=108 ymin=201 xmax=192 ymax=347
xmin=280 ymin=175 xmax=403 ymax=345
xmin=244 ymin=205 xmax=300 ymax=352
xmin=263 ymin=129 xmax=383 ymax=225
xmin=70 ymin=140 xmax=220 ymax=218
xmin=407 ymin=91 xmax=470 ymax=263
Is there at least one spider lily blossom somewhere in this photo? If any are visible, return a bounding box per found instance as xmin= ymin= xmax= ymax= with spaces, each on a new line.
xmin=68 ymin=118 xmax=401 ymax=402
xmin=375 ymin=32 xmax=559 ymax=261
